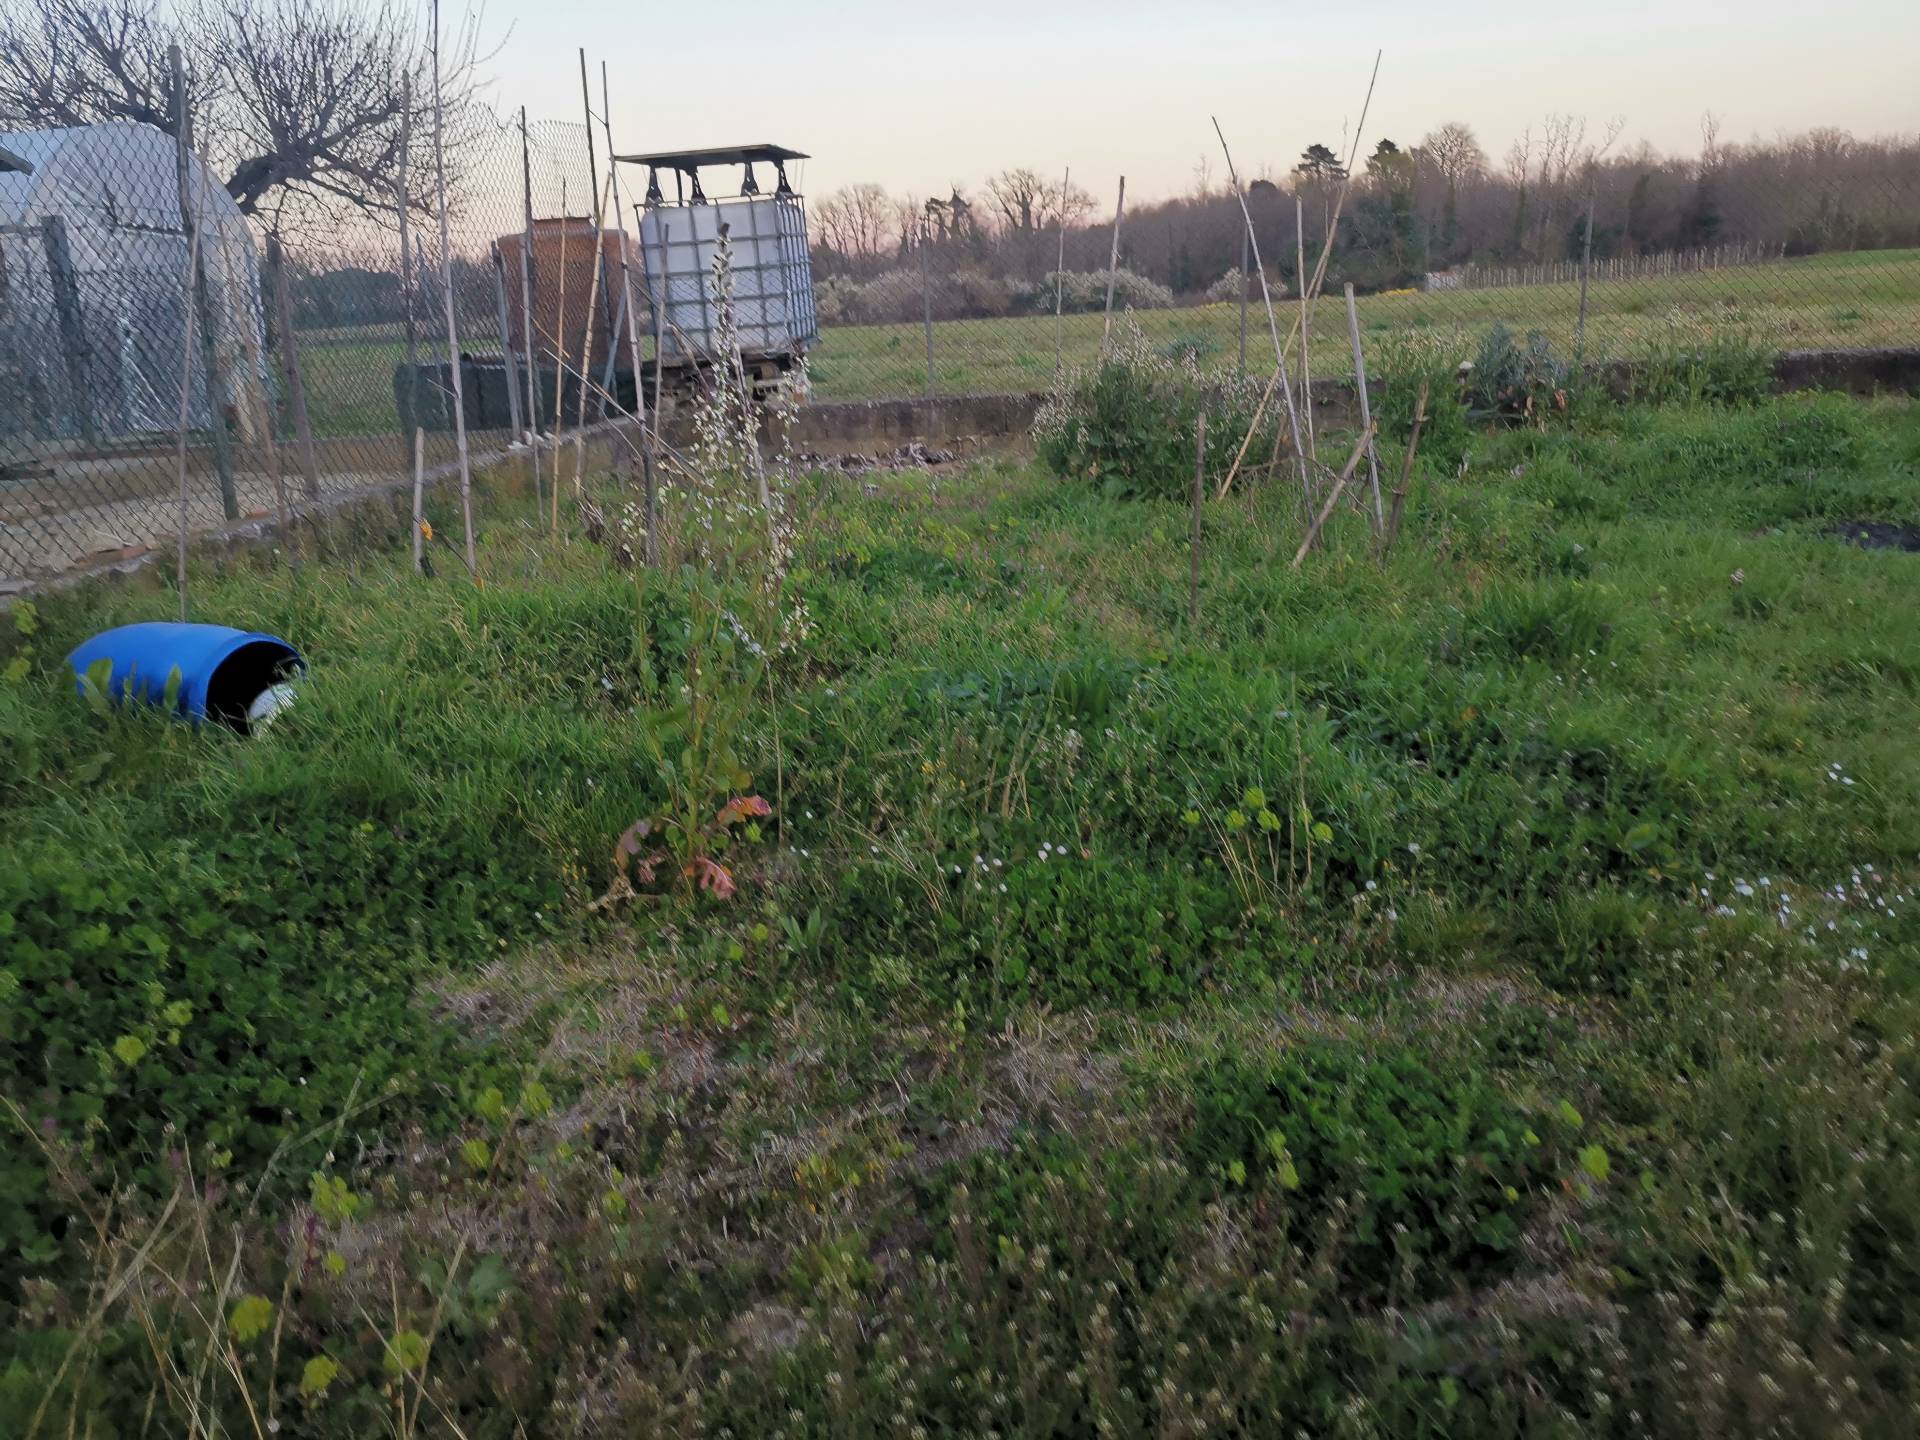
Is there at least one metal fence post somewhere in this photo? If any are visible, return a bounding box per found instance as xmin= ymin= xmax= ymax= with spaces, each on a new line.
xmin=491 ymin=242 xmax=524 ymax=440
xmin=266 ymin=235 xmax=322 ymax=503
xmin=920 ymin=220 xmax=935 ymax=398
xmin=0 ymin=239 xmax=23 ymax=442
xmin=37 ymin=217 xmax=95 ymax=445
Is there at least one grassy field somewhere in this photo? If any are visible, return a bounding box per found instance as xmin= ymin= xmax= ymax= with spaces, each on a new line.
xmin=5 ymin=384 xmax=1920 ymax=1433
xmin=291 ymin=248 xmax=1920 ymax=441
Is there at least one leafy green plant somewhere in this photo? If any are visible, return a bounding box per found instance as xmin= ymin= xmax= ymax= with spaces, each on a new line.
xmin=1464 ymin=322 xmax=1570 ymax=426
xmin=1035 ymin=323 xmax=1276 ymax=501
xmin=1636 ymin=315 xmax=1778 ymax=407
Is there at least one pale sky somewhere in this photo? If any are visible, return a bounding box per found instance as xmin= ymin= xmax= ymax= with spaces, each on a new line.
xmin=479 ymin=0 xmax=1919 ymax=203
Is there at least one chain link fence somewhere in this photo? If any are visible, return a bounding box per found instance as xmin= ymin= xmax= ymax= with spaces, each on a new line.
xmin=3 ymin=85 xmax=1917 ymax=592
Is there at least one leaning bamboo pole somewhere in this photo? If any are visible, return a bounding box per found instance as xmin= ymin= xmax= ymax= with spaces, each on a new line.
xmin=1212 ymin=118 xmax=1306 ymax=496
xmin=1343 ymin=284 xmax=1385 ymax=531
xmin=1099 ymin=176 xmax=1125 ymax=351
xmin=1213 ymin=52 xmax=1382 ymax=499
xmin=429 ymin=0 xmax=476 ymax=575
xmin=1053 ymin=165 xmax=1070 ymax=372
xmin=569 ymin=169 xmax=614 ymax=498
xmin=1296 ymin=196 xmax=1314 ymax=462
xmin=601 ymin=58 xmax=660 ymax=563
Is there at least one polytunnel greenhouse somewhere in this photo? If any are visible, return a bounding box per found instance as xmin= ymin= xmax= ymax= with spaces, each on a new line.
xmin=0 ymin=120 xmax=268 ymax=449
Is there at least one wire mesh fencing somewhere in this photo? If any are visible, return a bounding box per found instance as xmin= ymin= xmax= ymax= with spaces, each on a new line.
xmin=2 ymin=87 xmax=1918 ymax=593
xmin=802 ymin=173 xmax=1920 ymax=403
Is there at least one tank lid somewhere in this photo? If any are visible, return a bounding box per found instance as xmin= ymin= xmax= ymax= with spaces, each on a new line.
xmin=614 ymin=143 xmax=807 ymax=171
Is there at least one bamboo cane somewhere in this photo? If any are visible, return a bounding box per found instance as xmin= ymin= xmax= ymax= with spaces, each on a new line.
xmin=518 ymin=107 xmax=541 ymax=506
xmin=1296 ymin=195 xmax=1314 ymax=462
xmin=1381 ymin=381 xmax=1427 ymax=557
xmin=1100 ymin=176 xmax=1125 ymax=351
xmin=412 ymin=426 xmax=426 ymax=574
xmin=1343 ymin=284 xmax=1385 ymax=530
xmin=601 ymin=58 xmax=659 ymax=562
xmin=549 ymin=179 xmax=570 ymax=532
xmin=570 ymin=169 xmax=614 ymax=497
xmin=1189 ymin=412 xmax=1206 ymax=626
xmin=1053 ymin=164 xmax=1070 ymax=373
xmin=1212 ymin=119 xmax=1306 ymax=496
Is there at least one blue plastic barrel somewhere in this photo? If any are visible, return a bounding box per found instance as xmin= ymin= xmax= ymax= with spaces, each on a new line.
xmin=67 ymin=623 xmax=302 ymax=732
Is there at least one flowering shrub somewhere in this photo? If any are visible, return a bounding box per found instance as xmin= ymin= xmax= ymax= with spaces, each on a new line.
xmin=1200 ymin=268 xmax=1291 ymax=305
xmin=813 ymin=266 xmax=1019 ymax=325
xmin=1035 ymin=322 xmax=1278 ymax=501
xmin=1016 ymin=268 xmax=1175 ymax=315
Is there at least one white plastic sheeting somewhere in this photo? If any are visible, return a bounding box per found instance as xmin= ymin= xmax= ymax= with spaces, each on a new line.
xmin=0 ymin=122 xmax=267 ymax=443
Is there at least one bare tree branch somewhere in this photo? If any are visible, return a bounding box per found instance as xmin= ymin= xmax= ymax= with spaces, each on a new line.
xmin=0 ymin=0 xmax=497 ymax=234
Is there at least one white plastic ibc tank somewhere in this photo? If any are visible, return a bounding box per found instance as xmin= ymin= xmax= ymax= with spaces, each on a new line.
xmin=638 ymin=195 xmax=817 ymax=361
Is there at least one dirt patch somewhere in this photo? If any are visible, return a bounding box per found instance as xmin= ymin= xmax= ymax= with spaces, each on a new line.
xmin=797 ymin=440 xmax=965 ymax=475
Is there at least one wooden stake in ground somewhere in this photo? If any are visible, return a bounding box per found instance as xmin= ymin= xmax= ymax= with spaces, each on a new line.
xmin=518 ymin=107 xmax=542 ymax=506
xmin=570 ymin=169 xmax=614 ymax=495
xmin=549 ymin=179 xmax=571 ymax=533
xmin=430 ymin=0 xmax=476 ymax=576
xmin=601 ymin=57 xmax=660 ymax=563
xmin=1053 ymin=164 xmax=1070 ymax=373
xmin=412 ymin=426 xmax=426 ymax=574
xmin=1189 ymin=411 xmax=1207 ymax=626
xmin=1100 ymin=175 xmax=1126 ymax=351
xmin=1575 ymin=184 xmax=1598 ymax=365
xmin=580 ymin=50 xmax=621 ymax=406
xmin=1291 ymin=425 xmax=1374 ymax=569
xmin=1343 ymin=283 xmax=1385 ymax=531
xmin=920 ymin=215 xmax=936 ymax=396
xmin=1296 ymin=196 xmax=1314 ymax=462
xmin=1282 ymin=51 xmax=1383 ymax=356
xmin=1381 ymin=380 xmax=1427 ymax=557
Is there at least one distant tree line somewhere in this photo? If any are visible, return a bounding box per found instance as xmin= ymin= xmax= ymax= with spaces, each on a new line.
xmin=810 ymin=122 xmax=1920 ymax=307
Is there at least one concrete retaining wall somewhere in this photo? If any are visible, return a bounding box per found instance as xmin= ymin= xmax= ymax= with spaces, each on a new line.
xmin=14 ymin=345 xmax=1918 ymax=604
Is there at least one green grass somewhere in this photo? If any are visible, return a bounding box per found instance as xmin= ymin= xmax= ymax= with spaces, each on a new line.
xmin=5 ymin=389 xmax=1920 ymax=1433
xmin=292 ymin=248 xmax=1920 ymax=439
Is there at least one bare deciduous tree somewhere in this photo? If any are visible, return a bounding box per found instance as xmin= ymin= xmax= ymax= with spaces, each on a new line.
xmin=0 ymin=0 xmax=491 ymax=231
xmin=986 ymin=167 xmax=1048 ymax=234
xmin=1417 ymin=121 xmax=1487 ymax=187
xmin=984 ymin=166 xmax=1096 ymax=236
xmin=814 ymin=180 xmax=892 ymax=273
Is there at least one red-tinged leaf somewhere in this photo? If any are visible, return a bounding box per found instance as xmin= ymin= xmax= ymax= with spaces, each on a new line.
xmin=686 ymin=856 xmax=737 ymax=899
xmin=715 ymin=795 xmax=772 ymax=828
xmin=614 ymin=819 xmax=655 ymax=869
